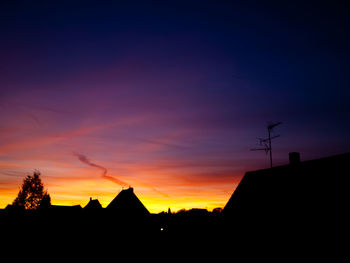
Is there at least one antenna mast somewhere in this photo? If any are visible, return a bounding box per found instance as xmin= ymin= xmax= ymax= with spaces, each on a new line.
xmin=251 ymin=122 xmax=282 ymax=168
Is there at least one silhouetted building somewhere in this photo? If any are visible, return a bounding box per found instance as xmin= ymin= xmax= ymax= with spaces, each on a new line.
xmin=223 ymin=152 xmax=349 ymax=222
xmin=106 ymin=187 xmax=149 ymax=216
xmin=176 ymin=208 xmax=209 ymax=216
xmin=49 ymin=204 xmax=82 ymax=211
xmin=44 ymin=204 xmax=82 ymax=217
xmin=84 ymin=198 xmax=102 ymax=209
xmin=4 ymin=204 xmax=25 ymax=216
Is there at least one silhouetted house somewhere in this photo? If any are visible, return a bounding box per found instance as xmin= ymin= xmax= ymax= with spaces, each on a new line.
xmin=223 ymin=152 xmax=349 ymax=222
xmin=106 ymin=187 xmax=149 ymax=216
xmin=45 ymin=204 xmax=82 ymax=217
xmin=84 ymin=198 xmax=102 ymax=209
xmin=49 ymin=204 xmax=82 ymax=211
xmin=176 ymin=208 xmax=209 ymax=216
xmin=4 ymin=204 xmax=25 ymax=216
xmin=3 ymin=204 xmax=82 ymax=217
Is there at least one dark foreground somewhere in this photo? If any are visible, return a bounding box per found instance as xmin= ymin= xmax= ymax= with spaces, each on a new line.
xmin=0 ymin=210 xmax=332 ymax=253
xmin=1 ymin=208 xmax=344 ymax=262
xmin=2 ymin=153 xmax=347 ymax=257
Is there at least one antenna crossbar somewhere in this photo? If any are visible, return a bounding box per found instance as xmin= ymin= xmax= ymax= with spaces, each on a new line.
xmin=251 ymin=122 xmax=282 ymax=168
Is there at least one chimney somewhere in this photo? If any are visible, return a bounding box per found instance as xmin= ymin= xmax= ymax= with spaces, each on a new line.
xmin=289 ymin=152 xmax=300 ymax=165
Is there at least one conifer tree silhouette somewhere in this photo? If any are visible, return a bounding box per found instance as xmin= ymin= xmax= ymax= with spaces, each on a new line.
xmin=13 ymin=170 xmax=50 ymax=209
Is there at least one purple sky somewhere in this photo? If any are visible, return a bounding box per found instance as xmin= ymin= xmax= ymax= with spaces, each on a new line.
xmin=0 ymin=0 xmax=349 ymax=211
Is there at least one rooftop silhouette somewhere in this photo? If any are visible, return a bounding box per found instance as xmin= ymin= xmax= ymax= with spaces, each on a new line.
xmin=223 ymin=152 xmax=349 ymax=225
xmin=1 ymin=152 xmax=348 ymax=244
xmin=106 ymin=187 xmax=150 ymax=216
xmin=84 ymin=198 xmax=102 ymax=209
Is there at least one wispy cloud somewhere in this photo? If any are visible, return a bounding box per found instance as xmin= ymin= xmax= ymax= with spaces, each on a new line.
xmin=72 ymin=152 xmax=170 ymax=197
xmin=73 ymin=152 xmax=129 ymax=187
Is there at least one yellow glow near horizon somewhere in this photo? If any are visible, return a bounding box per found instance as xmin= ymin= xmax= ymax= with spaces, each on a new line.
xmin=1 ymin=178 xmax=235 ymax=213
xmin=0 ymin=136 xmax=242 ymax=213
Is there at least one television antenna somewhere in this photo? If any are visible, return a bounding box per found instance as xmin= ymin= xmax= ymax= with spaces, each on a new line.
xmin=251 ymin=122 xmax=282 ymax=168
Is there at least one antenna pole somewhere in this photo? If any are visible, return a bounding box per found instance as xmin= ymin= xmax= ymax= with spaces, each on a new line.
xmin=268 ymin=127 xmax=272 ymax=168
xmin=251 ymin=122 xmax=281 ymax=168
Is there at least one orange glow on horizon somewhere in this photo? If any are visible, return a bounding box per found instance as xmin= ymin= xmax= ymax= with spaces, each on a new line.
xmin=0 ymin=164 xmax=241 ymax=213
xmin=0 ymin=114 xmax=245 ymax=213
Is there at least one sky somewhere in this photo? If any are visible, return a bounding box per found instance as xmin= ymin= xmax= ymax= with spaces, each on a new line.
xmin=1 ymin=0 xmax=349 ymax=212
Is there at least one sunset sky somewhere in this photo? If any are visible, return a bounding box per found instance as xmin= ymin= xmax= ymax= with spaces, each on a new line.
xmin=1 ymin=1 xmax=349 ymax=213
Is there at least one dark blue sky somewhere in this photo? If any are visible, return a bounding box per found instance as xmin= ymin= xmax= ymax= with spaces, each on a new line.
xmin=0 ymin=0 xmax=349 ymax=210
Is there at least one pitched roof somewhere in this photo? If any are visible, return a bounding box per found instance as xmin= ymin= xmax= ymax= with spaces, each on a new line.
xmin=106 ymin=187 xmax=149 ymax=216
xmin=223 ymin=152 xmax=350 ymax=217
xmin=84 ymin=198 xmax=102 ymax=209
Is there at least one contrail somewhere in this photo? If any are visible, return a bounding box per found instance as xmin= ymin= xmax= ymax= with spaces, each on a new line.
xmin=73 ymin=152 xmax=129 ymax=187
xmin=73 ymin=152 xmax=168 ymax=197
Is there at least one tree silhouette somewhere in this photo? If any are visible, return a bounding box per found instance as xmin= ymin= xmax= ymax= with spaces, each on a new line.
xmin=12 ymin=170 xmax=50 ymax=210
xmin=40 ymin=191 xmax=51 ymax=210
